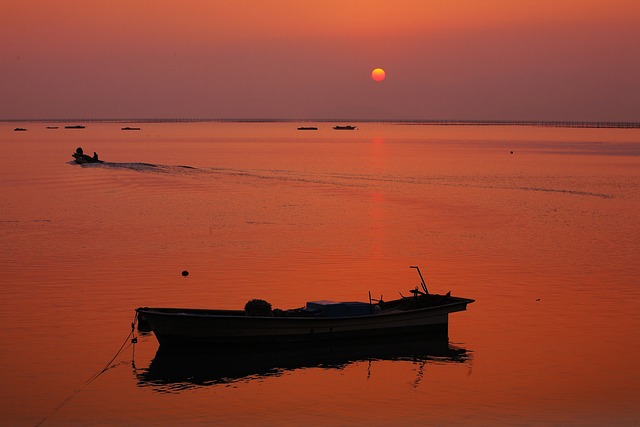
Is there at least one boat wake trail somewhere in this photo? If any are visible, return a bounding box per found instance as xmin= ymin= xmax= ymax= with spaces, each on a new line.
xmin=75 ymin=161 xmax=615 ymax=199
xmin=73 ymin=161 xmax=197 ymax=173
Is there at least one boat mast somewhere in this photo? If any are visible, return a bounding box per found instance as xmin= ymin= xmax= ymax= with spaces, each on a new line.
xmin=410 ymin=265 xmax=429 ymax=294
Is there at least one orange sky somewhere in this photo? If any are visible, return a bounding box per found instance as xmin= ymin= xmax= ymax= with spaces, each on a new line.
xmin=2 ymin=0 xmax=639 ymax=120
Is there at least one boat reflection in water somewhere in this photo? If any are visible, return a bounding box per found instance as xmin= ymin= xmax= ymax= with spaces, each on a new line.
xmin=135 ymin=336 xmax=470 ymax=392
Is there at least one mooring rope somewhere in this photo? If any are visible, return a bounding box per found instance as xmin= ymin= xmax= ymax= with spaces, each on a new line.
xmin=34 ymin=313 xmax=138 ymax=427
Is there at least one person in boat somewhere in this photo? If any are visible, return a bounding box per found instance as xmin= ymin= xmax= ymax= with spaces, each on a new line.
xmin=74 ymin=146 xmax=100 ymax=162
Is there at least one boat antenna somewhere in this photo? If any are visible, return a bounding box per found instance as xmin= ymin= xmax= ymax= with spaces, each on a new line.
xmin=410 ymin=265 xmax=429 ymax=294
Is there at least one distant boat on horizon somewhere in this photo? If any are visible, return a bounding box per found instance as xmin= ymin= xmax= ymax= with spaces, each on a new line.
xmin=121 ymin=126 xmax=141 ymax=131
xmin=333 ymin=125 xmax=357 ymax=130
xmin=65 ymin=125 xmax=86 ymax=129
xmin=297 ymin=126 xmax=318 ymax=130
xmin=46 ymin=126 xmax=59 ymax=129
xmin=14 ymin=127 xmax=27 ymax=131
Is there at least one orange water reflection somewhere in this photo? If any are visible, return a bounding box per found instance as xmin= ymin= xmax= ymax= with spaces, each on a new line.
xmin=1 ymin=122 xmax=639 ymax=425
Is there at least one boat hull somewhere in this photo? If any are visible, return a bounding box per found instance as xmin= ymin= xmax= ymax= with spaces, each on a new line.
xmin=72 ymin=153 xmax=103 ymax=164
xmin=136 ymin=296 xmax=473 ymax=347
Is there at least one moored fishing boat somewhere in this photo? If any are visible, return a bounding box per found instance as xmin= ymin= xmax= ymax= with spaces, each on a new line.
xmin=136 ymin=267 xmax=474 ymax=348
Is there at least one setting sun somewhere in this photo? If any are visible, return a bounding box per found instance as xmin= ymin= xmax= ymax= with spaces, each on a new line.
xmin=371 ymin=68 xmax=386 ymax=82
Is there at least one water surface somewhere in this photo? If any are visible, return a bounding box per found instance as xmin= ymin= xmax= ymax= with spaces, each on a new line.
xmin=1 ymin=122 xmax=639 ymax=426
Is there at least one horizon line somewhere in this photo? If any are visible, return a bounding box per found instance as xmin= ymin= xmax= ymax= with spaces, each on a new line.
xmin=2 ymin=118 xmax=640 ymax=128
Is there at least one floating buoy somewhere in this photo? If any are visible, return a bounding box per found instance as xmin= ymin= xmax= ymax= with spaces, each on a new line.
xmin=181 ymin=270 xmax=189 ymax=277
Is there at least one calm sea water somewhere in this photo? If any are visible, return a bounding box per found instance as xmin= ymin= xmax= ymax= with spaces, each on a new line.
xmin=1 ymin=122 xmax=639 ymax=426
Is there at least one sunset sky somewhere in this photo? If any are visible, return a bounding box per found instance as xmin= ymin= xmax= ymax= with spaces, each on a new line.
xmin=2 ymin=0 xmax=639 ymax=121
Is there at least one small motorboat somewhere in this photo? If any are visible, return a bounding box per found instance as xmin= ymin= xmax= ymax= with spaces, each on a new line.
xmin=72 ymin=153 xmax=103 ymax=164
xmin=72 ymin=147 xmax=103 ymax=164
xmin=333 ymin=125 xmax=357 ymax=130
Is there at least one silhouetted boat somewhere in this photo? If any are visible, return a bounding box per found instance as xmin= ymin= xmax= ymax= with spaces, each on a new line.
xmin=136 ymin=267 xmax=474 ymax=348
xmin=72 ymin=153 xmax=103 ymax=164
xmin=136 ymin=335 xmax=469 ymax=389
xmin=14 ymin=127 xmax=27 ymax=131
xmin=46 ymin=126 xmax=59 ymax=129
xmin=297 ymin=126 xmax=318 ymax=130
xmin=72 ymin=147 xmax=103 ymax=164
xmin=121 ymin=126 xmax=141 ymax=131
xmin=65 ymin=125 xmax=86 ymax=129
xmin=333 ymin=125 xmax=357 ymax=130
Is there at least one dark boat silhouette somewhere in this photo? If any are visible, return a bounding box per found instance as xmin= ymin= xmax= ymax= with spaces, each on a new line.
xmin=137 ymin=293 xmax=473 ymax=347
xmin=333 ymin=125 xmax=357 ymax=130
xmin=136 ymin=267 xmax=474 ymax=348
xmin=72 ymin=153 xmax=103 ymax=164
xmin=71 ymin=147 xmax=103 ymax=164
